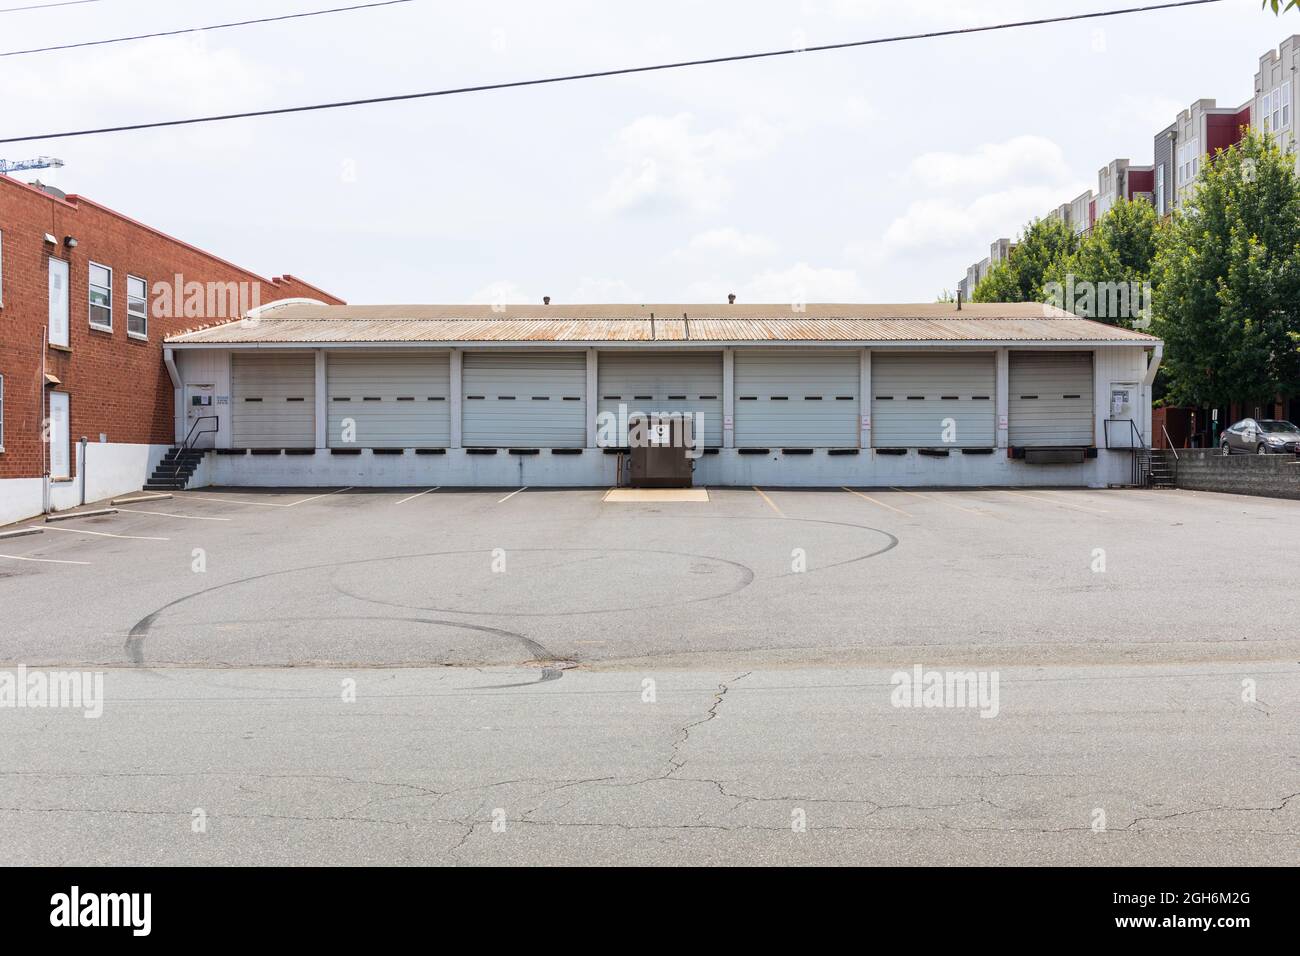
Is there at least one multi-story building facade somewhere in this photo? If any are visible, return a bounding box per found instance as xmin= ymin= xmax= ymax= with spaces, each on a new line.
xmin=1169 ymin=99 xmax=1252 ymax=210
xmin=1153 ymin=122 xmax=1177 ymax=217
xmin=0 ymin=175 xmax=341 ymax=524
xmin=1068 ymin=190 xmax=1095 ymax=237
xmin=1254 ymin=36 xmax=1298 ymax=159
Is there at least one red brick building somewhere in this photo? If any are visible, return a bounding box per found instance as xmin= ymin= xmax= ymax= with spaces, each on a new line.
xmin=0 ymin=175 xmax=341 ymax=524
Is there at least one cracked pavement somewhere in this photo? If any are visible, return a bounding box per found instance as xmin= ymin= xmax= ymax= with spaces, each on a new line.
xmin=1 ymin=664 xmax=1296 ymax=865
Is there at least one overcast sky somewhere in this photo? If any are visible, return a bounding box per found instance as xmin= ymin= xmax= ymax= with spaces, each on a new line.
xmin=2 ymin=0 xmax=1295 ymax=305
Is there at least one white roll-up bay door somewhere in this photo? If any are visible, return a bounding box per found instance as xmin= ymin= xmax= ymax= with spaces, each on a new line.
xmin=462 ymin=351 xmax=586 ymax=447
xmin=596 ymin=351 xmax=723 ymax=447
xmin=734 ymin=349 xmax=858 ymax=447
xmin=327 ymin=351 xmax=450 ymax=448
xmin=1008 ymin=351 xmax=1094 ymax=446
xmin=231 ymin=353 xmax=315 ymax=448
xmin=871 ymin=352 xmax=995 ymax=447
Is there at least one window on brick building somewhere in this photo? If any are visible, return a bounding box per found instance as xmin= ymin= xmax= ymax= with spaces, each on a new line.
xmin=128 ymin=275 xmax=148 ymax=338
xmin=89 ymin=262 xmax=112 ymax=331
xmin=48 ymin=257 xmax=69 ymax=347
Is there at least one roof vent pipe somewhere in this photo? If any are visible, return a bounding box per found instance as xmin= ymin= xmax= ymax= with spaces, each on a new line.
xmin=727 ymin=293 xmax=736 ymax=304
xmin=956 ymin=291 xmax=963 ymax=311
xmin=543 ymin=296 xmax=550 ymax=305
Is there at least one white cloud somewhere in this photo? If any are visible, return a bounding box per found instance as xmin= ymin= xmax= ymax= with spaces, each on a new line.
xmin=571 ymin=277 xmax=644 ymax=302
xmin=676 ymin=227 xmax=778 ymax=259
xmin=688 ymin=262 xmax=871 ymax=305
xmin=881 ymin=185 xmax=1085 ymax=254
xmin=594 ymin=113 xmax=782 ymax=216
xmin=905 ymin=135 xmax=1072 ymax=191
xmin=470 ymin=280 xmax=534 ymax=305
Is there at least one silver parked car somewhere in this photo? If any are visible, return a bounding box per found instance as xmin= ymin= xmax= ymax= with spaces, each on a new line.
xmin=1219 ymin=418 xmax=1300 ymax=455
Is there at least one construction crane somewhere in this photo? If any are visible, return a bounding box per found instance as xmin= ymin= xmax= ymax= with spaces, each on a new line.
xmin=0 ymin=156 xmax=64 ymax=174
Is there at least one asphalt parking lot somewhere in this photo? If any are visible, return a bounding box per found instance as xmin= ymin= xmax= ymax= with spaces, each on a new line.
xmin=1 ymin=486 xmax=1297 ymax=865
xmin=0 ymin=485 xmax=1297 ymax=669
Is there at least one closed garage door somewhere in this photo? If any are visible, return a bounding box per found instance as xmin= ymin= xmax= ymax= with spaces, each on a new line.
xmin=1009 ymin=351 xmax=1094 ymax=446
xmin=232 ymin=353 xmax=314 ymax=448
xmin=734 ymin=349 xmax=858 ymax=447
xmin=327 ymin=351 xmax=450 ymax=448
xmin=597 ymin=351 xmax=722 ymax=447
xmin=871 ymin=352 xmax=995 ymax=447
xmin=462 ymin=351 xmax=585 ymax=447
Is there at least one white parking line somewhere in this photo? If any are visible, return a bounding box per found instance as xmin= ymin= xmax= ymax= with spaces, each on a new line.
xmin=286 ymin=487 xmax=354 ymax=507
xmin=0 ymin=553 xmax=91 ymax=566
xmin=32 ymin=525 xmax=169 ymax=541
xmin=185 ymin=494 xmax=291 ymax=508
xmin=497 ymin=487 xmax=528 ymax=504
xmin=395 ymin=487 xmax=440 ymax=505
xmin=114 ymin=508 xmax=232 ymax=522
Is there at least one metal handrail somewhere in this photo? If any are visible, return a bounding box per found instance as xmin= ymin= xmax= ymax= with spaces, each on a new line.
xmin=171 ymin=415 xmax=218 ymax=480
xmin=1103 ymin=417 xmax=1146 ymax=450
xmin=1161 ymin=424 xmax=1180 ymax=461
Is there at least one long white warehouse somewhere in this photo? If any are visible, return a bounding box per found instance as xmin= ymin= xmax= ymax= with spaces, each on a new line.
xmin=162 ymin=302 xmax=1161 ymax=489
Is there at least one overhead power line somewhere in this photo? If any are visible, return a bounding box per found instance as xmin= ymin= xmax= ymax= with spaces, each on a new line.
xmin=0 ymin=0 xmax=1226 ymax=145
xmin=0 ymin=0 xmax=105 ymax=13
xmin=1 ymin=0 xmax=417 ymax=58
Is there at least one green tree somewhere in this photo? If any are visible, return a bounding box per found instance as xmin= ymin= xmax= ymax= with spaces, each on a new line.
xmin=1043 ymin=198 xmax=1163 ymax=327
xmin=1153 ymin=129 xmax=1300 ymax=408
xmin=972 ymin=216 xmax=1078 ymax=303
xmin=1264 ymin=1 xmax=1300 ymax=13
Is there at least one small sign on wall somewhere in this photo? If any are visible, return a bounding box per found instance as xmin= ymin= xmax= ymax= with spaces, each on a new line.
xmin=723 ymin=415 xmax=733 ymax=430
xmin=860 ymin=415 xmax=871 ymax=430
xmin=217 ymin=396 xmax=230 ymax=405
xmin=998 ymin=414 xmax=1008 ymax=429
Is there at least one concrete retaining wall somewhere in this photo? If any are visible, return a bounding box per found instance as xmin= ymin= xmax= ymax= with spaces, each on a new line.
xmin=202 ymin=446 xmax=1137 ymax=489
xmin=1173 ymin=448 xmax=1300 ymax=500
xmin=0 ymin=442 xmax=170 ymax=526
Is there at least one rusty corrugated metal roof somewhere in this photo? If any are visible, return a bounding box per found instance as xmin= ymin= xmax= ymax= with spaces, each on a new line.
xmin=165 ymin=302 xmax=1160 ymax=345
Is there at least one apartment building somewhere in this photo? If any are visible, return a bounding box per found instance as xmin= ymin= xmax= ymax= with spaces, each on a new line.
xmin=1171 ymin=98 xmax=1252 ymax=209
xmin=1254 ymin=36 xmax=1298 ymax=159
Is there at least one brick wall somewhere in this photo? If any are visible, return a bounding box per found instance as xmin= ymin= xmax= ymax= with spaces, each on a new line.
xmin=0 ymin=175 xmax=341 ymax=482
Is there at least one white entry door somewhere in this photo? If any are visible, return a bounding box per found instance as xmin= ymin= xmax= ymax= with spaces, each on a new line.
xmin=184 ymin=384 xmax=217 ymax=448
xmin=48 ymin=391 xmax=70 ymax=479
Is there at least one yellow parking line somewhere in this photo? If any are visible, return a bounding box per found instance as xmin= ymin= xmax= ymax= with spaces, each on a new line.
xmin=889 ymin=487 xmax=988 ymax=516
xmin=753 ymin=486 xmax=784 ymax=516
xmin=841 ymin=487 xmax=913 ymax=518
xmin=997 ymin=489 xmax=1108 ymax=515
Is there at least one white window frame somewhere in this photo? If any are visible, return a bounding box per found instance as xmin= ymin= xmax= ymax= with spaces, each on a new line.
xmin=48 ymin=256 xmax=69 ymax=348
xmin=89 ymin=261 xmax=113 ymax=331
xmin=1283 ymin=84 xmax=1292 ymax=129
xmin=1263 ymin=91 xmax=1273 ymax=132
xmin=1156 ymin=165 xmax=1166 ymax=216
xmin=127 ymin=274 xmax=148 ymax=339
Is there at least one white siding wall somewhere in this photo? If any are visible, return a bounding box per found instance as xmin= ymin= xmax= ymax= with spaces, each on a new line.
xmin=734 ymin=349 xmax=858 ymax=447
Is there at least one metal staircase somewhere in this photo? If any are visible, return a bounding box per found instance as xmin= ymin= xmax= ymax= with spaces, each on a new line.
xmin=143 ymin=415 xmax=216 ymax=491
